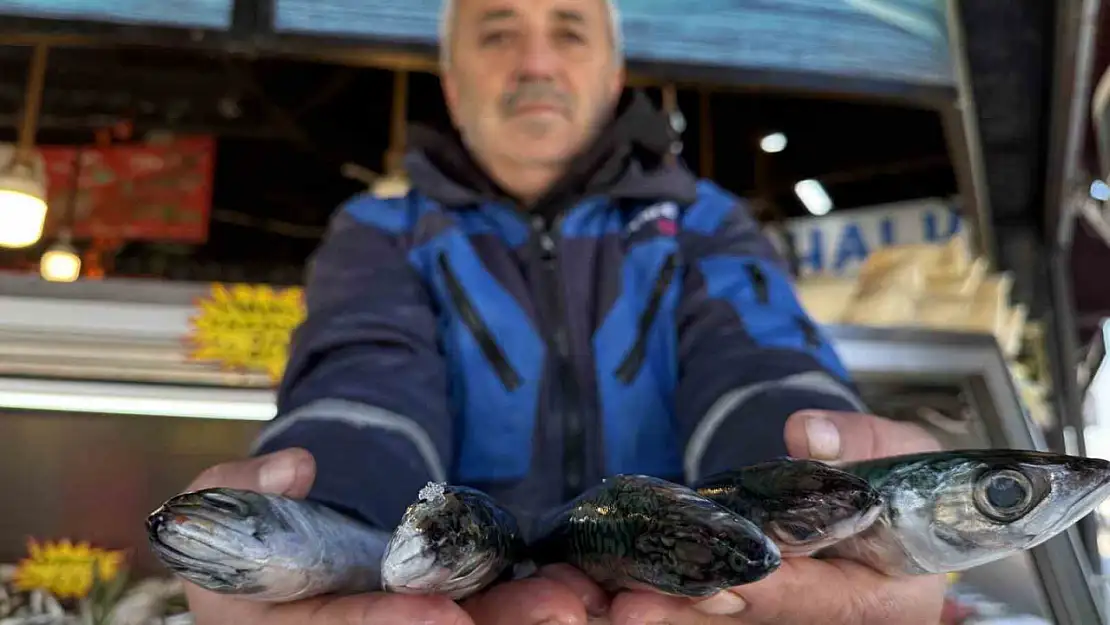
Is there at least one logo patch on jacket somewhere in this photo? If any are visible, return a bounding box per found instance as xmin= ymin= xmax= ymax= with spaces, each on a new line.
xmin=628 ymin=201 xmax=679 ymax=237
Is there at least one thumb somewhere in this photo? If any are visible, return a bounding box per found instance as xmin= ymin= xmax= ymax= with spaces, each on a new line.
xmin=186 ymin=447 xmax=316 ymax=498
xmin=785 ymin=411 xmax=941 ymax=462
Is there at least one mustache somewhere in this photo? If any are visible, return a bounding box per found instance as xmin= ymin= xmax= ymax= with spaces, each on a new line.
xmin=500 ymin=82 xmax=572 ymax=115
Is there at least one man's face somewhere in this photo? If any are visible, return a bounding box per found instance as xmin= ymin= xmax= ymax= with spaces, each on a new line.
xmin=442 ymin=0 xmax=624 ymax=169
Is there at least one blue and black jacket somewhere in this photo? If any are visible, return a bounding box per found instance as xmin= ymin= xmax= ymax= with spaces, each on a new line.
xmin=252 ymin=91 xmax=867 ymax=530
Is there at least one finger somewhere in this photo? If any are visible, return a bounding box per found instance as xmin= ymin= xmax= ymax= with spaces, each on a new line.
xmin=785 ymin=411 xmax=941 ymax=462
xmin=188 ymin=591 xmax=473 ymax=625
xmin=463 ymin=577 xmax=588 ymax=625
xmin=293 ymin=593 xmax=474 ymax=625
xmin=608 ymin=591 xmax=690 ymax=625
xmin=187 ymin=447 xmax=316 ymax=497
xmin=696 ymin=558 xmax=946 ymax=624
xmin=537 ymin=564 xmax=610 ymax=617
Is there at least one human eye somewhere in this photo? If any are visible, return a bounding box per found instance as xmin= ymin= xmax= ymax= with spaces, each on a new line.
xmin=553 ymin=27 xmax=586 ymax=44
xmin=479 ymin=29 xmax=515 ymax=47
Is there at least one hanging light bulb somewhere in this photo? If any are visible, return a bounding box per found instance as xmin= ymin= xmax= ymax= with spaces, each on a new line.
xmin=0 ymin=151 xmax=49 ymax=249
xmin=372 ymin=171 xmax=411 ymax=198
xmin=40 ymin=237 xmax=81 ymax=282
xmin=759 ymin=132 xmax=787 ymax=153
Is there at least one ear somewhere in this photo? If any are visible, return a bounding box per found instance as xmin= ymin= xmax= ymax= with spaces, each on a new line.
xmin=441 ymin=70 xmax=462 ymax=127
xmin=609 ymin=63 xmax=625 ymax=100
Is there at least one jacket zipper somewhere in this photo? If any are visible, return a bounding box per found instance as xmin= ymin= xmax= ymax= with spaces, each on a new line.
xmin=437 ymin=252 xmax=523 ymax=391
xmin=746 ymin=263 xmax=769 ymax=303
xmin=615 ymin=253 xmax=678 ymax=384
xmin=797 ymin=316 xmax=822 ymax=349
xmin=530 ymin=215 xmax=586 ymax=500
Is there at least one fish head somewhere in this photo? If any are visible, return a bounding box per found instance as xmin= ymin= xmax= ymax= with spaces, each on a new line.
xmin=762 ymin=461 xmax=884 ymax=555
xmin=381 ymin=482 xmax=511 ymax=599
xmin=883 ymin=450 xmax=1110 ymax=573
xmin=611 ymin=476 xmax=782 ymax=597
xmin=698 ymin=460 xmax=884 ymax=556
xmin=145 ymin=488 xmax=318 ymax=601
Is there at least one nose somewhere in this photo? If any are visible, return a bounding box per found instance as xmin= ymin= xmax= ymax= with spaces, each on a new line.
xmin=517 ymin=32 xmax=560 ymax=78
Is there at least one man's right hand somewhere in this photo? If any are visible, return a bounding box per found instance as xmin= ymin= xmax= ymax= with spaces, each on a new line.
xmin=179 ymin=448 xmax=473 ymax=625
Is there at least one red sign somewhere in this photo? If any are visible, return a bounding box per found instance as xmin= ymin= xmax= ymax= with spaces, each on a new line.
xmin=38 ymin=136 xmax=215 ymax=243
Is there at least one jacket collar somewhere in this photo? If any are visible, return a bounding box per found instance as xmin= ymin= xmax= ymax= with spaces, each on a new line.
xmin=403 ymin=89 xmax=699 ymax=221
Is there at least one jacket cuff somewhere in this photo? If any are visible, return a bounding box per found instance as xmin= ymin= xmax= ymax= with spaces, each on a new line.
xmin=251 ymin=400 xmax=444 ymax=530
xmin=684 ymin=375 xmax=866 ymax=483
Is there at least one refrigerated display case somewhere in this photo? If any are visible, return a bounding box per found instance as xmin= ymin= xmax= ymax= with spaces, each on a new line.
xmin=832 ymin=325 xmax=1104 ymax=625
xmin=0 ymin=277 xmax=1104 ymax=622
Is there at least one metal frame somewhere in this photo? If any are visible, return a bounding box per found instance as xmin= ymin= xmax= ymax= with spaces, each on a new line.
xmin=0 ymin=0 xmax=271 ymax=49
xmin=1038 ymin=0 xmax=1105 ymax=573
xmin=828 ymin=325 xmax=1104 ymax=625
xmin=941 ymin=0 xmax=995 ymax=263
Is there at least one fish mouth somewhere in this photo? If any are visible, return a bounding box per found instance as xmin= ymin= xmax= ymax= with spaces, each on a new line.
xmin=381 ymin=526 xmax=449 ymax=593
xmin=145 ymin=489 xmax=271 ymax=593
xmin=1057 ymin=470 xmax=1110 ymax=529
xmin=852 ymin=502 xmax=884 ymax=534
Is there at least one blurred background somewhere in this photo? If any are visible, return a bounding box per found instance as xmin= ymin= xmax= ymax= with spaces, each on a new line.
xmin=0 ymin=0 xmax=1109 ymax=623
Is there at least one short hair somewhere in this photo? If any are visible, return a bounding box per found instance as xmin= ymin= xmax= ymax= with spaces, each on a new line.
xmin=437 ymin=0 xmax=624 ymax=70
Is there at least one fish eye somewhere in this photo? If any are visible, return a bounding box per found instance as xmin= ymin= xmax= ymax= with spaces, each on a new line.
xmin=974 ymin=469 xmax=1034 ymax=522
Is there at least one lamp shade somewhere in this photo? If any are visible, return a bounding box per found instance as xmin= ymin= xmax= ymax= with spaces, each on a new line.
xmin=0 ymin=147 xmax=48 ymax=249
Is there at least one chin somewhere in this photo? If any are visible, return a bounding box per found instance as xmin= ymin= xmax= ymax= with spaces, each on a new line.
xmin=508 ymin=147 xmax=575 ymax=166
xmin=501 ymin=136 xmax=580 ymax=165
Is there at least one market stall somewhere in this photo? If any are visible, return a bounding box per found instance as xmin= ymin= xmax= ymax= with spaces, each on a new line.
xmin=0 ymin=0 xmax=1096 ymax=622
xmin=0 ymin=257 xmax=1100 ymax=622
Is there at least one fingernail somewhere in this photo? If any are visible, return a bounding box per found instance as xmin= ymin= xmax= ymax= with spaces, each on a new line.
xmin=693 ymin=590 xmax=747 ymax=616
xmin=805 ymin=414 xmax=841 ymax=460
xmin=259 ymin=455 xmax=298 ymax=493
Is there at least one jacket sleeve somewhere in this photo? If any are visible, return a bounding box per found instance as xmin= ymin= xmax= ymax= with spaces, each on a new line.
xmin=250 ymin=196 xmax=451 ymax=530
xmin=676 ymin=184 xmax=868 ymax=484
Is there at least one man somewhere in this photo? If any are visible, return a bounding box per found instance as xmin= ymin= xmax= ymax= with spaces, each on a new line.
xmin=182 ymin=0 xmax=947 ymax=623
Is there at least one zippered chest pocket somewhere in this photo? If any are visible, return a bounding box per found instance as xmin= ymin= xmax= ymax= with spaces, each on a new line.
xmin=615 ymin=253 xmax=677 ymax=383
xmin=428 ymin=249 xmax=545 ymax=483
xmin=438 ymin=253 xmax=522 ymax=390
xmin=591 ymin=242 xmax=684 ymax=477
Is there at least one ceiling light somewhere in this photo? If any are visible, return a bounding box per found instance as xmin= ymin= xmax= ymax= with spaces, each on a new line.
xmin=794 ymin=179 xmax=833 ymax=216
xmin=372 ymin=172 xmax=411 ymax=199
xmin=0 ymin=150 xmax=48 ymax=249
xmin=1091 ymin=179 xmax=1110 ymax=201
xmin=40 ymin=240 xmax=81 ymax=282
xmin=760 ymin=132 xmax=787 ymax=153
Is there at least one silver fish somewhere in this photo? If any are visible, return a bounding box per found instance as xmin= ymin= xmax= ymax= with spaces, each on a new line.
xmin=146 ymin=484 xmax=524 ymax=603
xmin=695 ymin=458 xmax=884 ymax=556
xmin=528 ymin=475 xmax=782 ymax=597
xmin=381 ymin=482 xmax=524 ymax=599
xmin=819 ymin=449 xmax=1110 ymax=575
xmin=146 ymin=488 xmax=389 ymax=601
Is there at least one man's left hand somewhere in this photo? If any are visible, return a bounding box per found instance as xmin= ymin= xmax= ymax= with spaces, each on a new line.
xmin=607 ymin=410 xmax=948 ymax=625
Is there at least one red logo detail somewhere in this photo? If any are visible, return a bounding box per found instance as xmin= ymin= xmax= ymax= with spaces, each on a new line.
xmin=657 ymin=219 xmax=677 ymax=235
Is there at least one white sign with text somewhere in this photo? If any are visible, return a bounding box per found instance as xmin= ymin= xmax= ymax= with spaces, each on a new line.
xmin=769 ymin=197 xmax=964 ymax=277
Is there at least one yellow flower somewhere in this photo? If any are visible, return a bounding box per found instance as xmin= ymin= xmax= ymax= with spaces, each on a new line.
xmin=188 ymin=283 xmax=306 ymax=381
xmin=13 ymin=539 xmax=125 ymax=599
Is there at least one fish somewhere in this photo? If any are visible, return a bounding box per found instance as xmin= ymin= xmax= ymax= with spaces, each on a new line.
xmin=818 ymin=449 xmax=1110 ymax=576
xmin=381 ymin=482 xmax=525 ymax=599
xmin=147 ymin=483 xmax=523 ymax=602
xmin=694 ymin=458 xmax=884 ymax=556
xmin=526 ymin=474 xmax=782 ymax=598
xmin=146 ymin=488 xmax=391 ymax=601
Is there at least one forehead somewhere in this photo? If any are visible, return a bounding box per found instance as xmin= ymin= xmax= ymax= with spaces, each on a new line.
xmin=453 ymin=0 xmax=610 ymax=25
